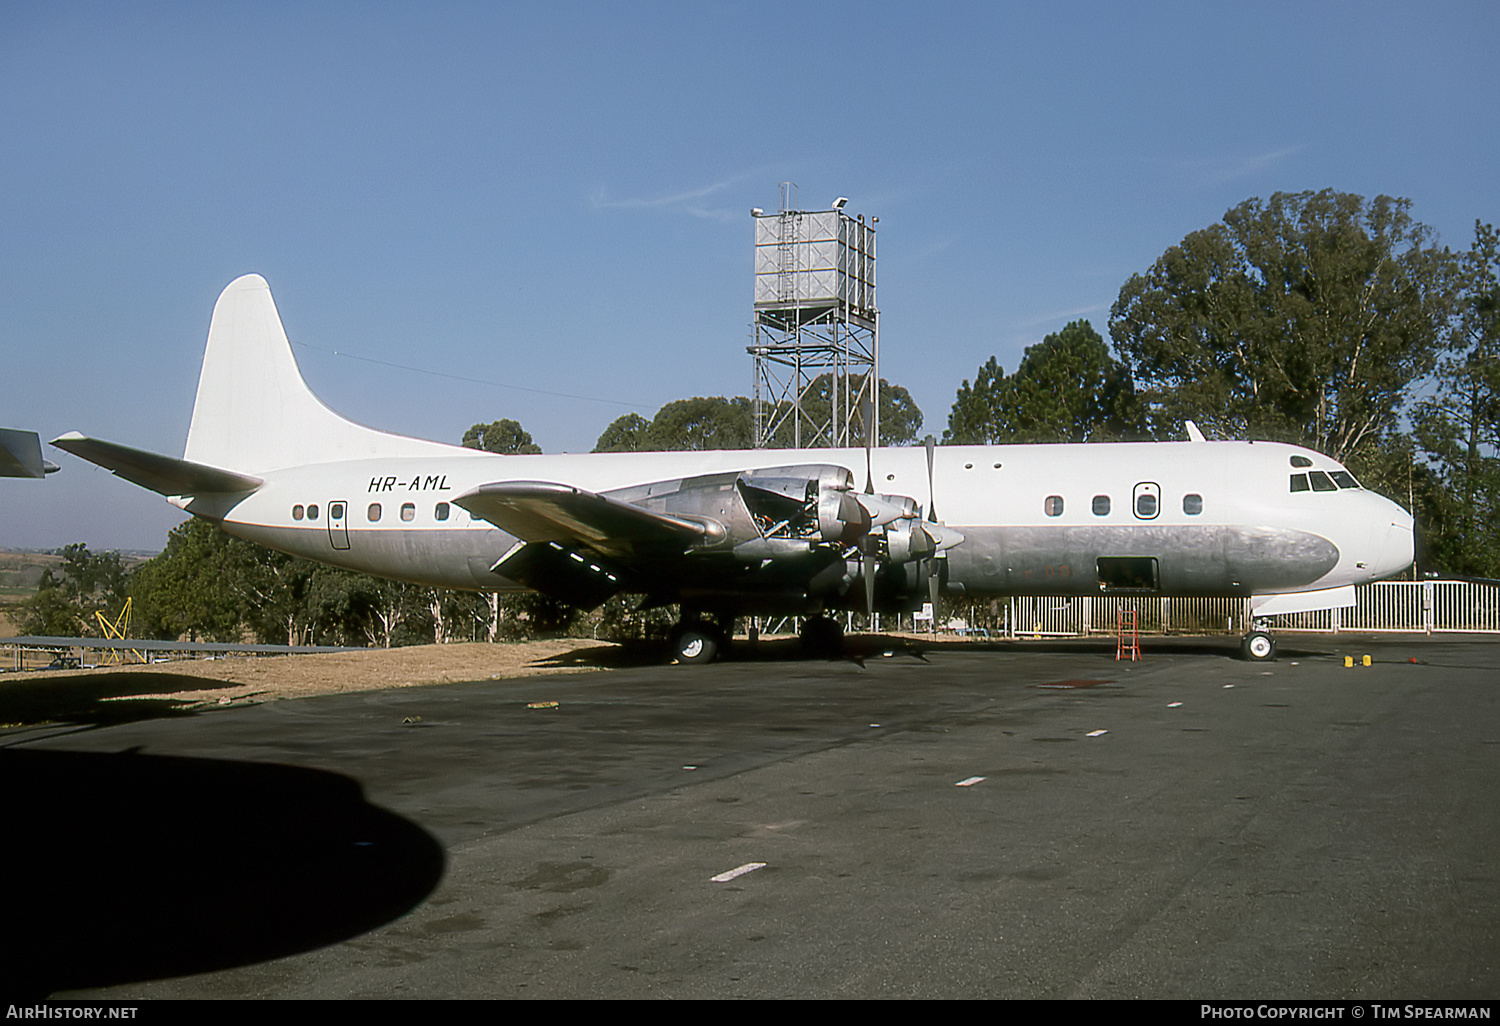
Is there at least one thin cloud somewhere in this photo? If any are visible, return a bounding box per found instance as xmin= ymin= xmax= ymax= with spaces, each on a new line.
xmin=1179 ymin=145 xmax=1308 ymax=186
xmin=1016 ymin=303 xmax=1105 ymax=329
xmin=590 ymin=171 xmax=769 ymax=222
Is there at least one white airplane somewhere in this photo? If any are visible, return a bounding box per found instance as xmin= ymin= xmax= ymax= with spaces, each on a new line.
xmin=1 ymin=428 xmax=59 ymax=478
xmin=53 ymin=274 xmax=1414 ymax=663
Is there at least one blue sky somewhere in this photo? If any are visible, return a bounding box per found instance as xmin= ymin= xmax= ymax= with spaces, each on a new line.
xmin=3 ymin=0 xmax=1496 ymax=551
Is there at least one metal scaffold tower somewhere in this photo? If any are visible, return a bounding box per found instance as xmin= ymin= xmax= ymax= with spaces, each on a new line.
xmin=749 ymin=183 xmax=879 ymax=448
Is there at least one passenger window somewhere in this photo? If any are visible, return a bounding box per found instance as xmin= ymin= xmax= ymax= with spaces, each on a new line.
xmin=1044 ymin=495 xmax=1064 ymax=517
xmin=368 ymin=503 xmax=382 ymax=521
xmin=401 ymin=503 xmax=415 ymax=522
xmin=1309 ymin=471 xmax=1337 ymax=492
xmin=1183 ymin=494 xmax=1203 ymax=515
xmin=435 ymin=502 xmax=450 ymax=521
xmin=1092 ymin=495 xmax=1111 ymax=516
xmin=1290 ymin=474 xmax=1310 ymax=492
xmin=329 ymin=502 xmax=344 ymax=519
xmin=307 ymin=504 xmax=319 ymax=520
xmin=292 ymin=505 xmax=304 ymax=521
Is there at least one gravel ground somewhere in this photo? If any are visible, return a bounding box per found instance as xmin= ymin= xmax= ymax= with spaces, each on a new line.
xmin=0 ymin=639 xmax=628 ymax=726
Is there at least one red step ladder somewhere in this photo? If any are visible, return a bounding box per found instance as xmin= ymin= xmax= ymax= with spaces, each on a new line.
xmin=1116 ymin=608 xmax=1140 ymax=661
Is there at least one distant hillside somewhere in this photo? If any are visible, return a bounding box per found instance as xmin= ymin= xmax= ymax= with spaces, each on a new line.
xmin=0 ymin=550 xmax=64 ymax=602
xmin=0 ymin=549 xmax=151 ymax=636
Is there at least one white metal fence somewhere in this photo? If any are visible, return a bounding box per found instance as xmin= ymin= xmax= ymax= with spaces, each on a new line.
xmin=963 ymin=581 xmax=1500 ymax=638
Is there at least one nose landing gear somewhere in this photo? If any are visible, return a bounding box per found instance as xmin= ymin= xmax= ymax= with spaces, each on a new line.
xmin=1241 ymin=624 xmax=1277 ymax=662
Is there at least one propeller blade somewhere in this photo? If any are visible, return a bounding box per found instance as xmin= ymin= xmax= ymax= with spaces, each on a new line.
xmin=864 ymin=553 xmax=878 ymax=618
xmin=861 ymin=389 xmax=876 ymax=495
xmin=923 ymin=434 xmax=937 ymax=522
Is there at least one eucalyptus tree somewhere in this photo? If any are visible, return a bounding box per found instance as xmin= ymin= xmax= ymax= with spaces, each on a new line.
xmin=1414 ymin=221 xmax=1500 ymax=575
xmin=945 ymin=320 xmax=1143 ymax=444
xmin=463 ymin=419 xmax=542 ymax=455
xmin=1109 ymin=190 xmax=1458 ymax=469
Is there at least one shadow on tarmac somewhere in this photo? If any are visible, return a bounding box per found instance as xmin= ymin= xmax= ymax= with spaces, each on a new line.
xmin=526 ymin=631 xmax=1268 ymax=670
xmin=0 ymin=747 xmax=445 ymax=999
xmin=0 ymin=671 xmax=242 ymax=729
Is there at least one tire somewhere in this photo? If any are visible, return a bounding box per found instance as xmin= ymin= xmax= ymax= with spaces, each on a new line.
xmin=671 ymin=621 xmax=721 ymax=665
xmin=1242 ymin=631 xmax=1276 ymax=662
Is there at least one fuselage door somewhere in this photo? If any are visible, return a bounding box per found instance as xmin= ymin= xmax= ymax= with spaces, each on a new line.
xmin=327 ymin=500 xmax=350 ymax=550
xmin=1132 ymin=482 xmax=1161 ymax=520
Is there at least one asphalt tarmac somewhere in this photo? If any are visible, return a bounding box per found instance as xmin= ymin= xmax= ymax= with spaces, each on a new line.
xmin=4 ymin=634 xmax=1498 ymax=1000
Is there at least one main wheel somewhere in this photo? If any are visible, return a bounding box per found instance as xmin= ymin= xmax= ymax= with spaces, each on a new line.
xmin=1242 ymin=630 xmax=1277 ymax=662
xmin=671 ymin=621 xmax=722 ymax=664
xmin=799 ymin=616 xmax=845 ymax=659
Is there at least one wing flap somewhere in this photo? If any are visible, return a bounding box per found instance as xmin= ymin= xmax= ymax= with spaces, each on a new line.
xmin=51 ymin=432 xmax=263 ymax=496
xmin=488 ymin=540 xmax=626 ymax=610
xmin=454 ymin=481 xmax=711 ymax=560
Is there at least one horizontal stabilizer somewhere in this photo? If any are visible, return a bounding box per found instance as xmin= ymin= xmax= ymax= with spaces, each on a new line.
xmin=1251 ymin=585 xmax=1357 ymax=617
xmin=51 ymin=432 xmax=263 ymax=496
xmin=0 ymin=428 xmax=56 ymax=478
xmin=455 ymin=481 xmax=713 ymax=560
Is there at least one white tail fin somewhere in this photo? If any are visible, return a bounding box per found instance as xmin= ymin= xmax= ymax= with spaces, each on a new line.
xmin=184 ymin=274 xmax=467 ymax=472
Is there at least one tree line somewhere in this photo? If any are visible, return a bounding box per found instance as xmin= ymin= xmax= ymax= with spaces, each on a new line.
xmin=15 ymin=189 xmax=1497 ymax=643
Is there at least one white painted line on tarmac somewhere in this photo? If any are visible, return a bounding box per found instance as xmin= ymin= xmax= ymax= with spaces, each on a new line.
xmin=1168 ymin=702 xmax=1183 ymax=707
xmin=1086 ymin=729 xmax=1108 ymax=737
xmin=711 ymin=862 xmax=766 ymax=883
xmin=955 ymin=776 xmax=986 ymax=787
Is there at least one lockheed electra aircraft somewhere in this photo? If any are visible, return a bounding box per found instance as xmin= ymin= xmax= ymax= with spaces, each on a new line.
xmin=54 ymin=275 xmax=1414 ymax=663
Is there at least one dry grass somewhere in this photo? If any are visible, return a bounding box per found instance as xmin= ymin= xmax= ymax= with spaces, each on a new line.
xmin=0 ymin=639 xmax=627 ymax=727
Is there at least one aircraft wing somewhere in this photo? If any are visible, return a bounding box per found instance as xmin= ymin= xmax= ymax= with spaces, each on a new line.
xmin=51 ymin=432 xmax=263 ymax=495
xmin=454 ymin=481 xmax=719 ymax=560
xmin=0 ymin=428 xmax=58 ymax=478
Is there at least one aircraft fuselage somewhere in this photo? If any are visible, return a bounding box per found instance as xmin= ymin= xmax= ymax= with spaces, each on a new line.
xmin=188 ymin=438 xmax=1413 ymax=614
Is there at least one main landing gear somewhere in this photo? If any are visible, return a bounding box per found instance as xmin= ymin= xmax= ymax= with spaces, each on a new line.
xmin=669 ymin=613 xmax=849 ymax=664
xmin=1240 ymin=624 xmax=1277 ymax=662
xmin=669 ymin=617 xmax=728 ymax=665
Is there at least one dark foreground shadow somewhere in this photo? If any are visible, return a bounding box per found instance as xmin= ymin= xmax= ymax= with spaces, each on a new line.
xmin=0 ymin=747 xmax=445 ymax=998
xmin=0 ymin=672 xmax=243 ymax=728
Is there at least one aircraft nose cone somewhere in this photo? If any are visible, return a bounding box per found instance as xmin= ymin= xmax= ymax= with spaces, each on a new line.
xmin=1372 ymin=498 xmax=1415 ymax=579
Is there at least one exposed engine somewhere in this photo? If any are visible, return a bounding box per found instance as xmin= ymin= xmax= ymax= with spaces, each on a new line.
xmin=605 ymin=463 xmax=961 ymax=573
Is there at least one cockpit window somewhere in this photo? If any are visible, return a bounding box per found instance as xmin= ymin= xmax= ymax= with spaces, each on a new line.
xmin=1290 ymin=455 xmax=1313 ymax=468
xmin=1292 ymin=469 xmax=1362 ymax=492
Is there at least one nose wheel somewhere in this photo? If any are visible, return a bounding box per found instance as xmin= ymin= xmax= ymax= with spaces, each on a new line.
xmin=1241 ymin=629 xmax=1277 ymax=662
